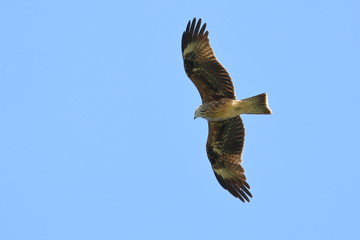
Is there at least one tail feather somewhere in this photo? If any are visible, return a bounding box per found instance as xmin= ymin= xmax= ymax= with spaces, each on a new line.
xmin=242 ymin=93 xmax=272 ymax=114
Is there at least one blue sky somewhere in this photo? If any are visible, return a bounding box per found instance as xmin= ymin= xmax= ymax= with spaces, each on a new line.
xmin=1 ymin=0 xmax=359 ymax=239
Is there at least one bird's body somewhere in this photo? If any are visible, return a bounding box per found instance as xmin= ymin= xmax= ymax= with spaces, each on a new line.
xmin=195 ymin=93 xmax=271 ymax=121
xmin=182 ymin=18 xmax=272 ymax=202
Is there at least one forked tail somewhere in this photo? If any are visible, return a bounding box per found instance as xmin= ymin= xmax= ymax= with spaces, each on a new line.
xmin=243 ymin=93 xmax=272 ymax=114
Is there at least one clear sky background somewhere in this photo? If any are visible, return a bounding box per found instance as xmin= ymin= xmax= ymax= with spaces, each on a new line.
xmin=1 ymin=0 xmax=359 ymax=239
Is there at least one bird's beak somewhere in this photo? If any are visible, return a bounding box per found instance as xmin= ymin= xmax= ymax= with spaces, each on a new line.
xmin=194 ymin=115 xmax=197 ymax=120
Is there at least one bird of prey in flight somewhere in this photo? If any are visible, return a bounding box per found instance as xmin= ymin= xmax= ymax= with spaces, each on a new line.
xmin=182 ymin=18 xmax=272 ymax=202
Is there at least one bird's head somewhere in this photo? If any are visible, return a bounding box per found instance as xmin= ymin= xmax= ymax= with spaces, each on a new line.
xmin=194 ymin=105 xmax=206 ymax=119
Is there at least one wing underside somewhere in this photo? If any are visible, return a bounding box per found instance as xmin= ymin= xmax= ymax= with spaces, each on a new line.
xmin=206 ymin=116 xmax=252 ymax=202
xmin=182 ymin=18 xmax=235 ymax=102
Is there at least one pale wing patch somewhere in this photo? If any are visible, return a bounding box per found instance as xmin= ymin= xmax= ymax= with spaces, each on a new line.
xmin=210 ymin=141 xmax=223 ymax=155
xmin=182 ymin=42 xmax=198 ymax=57
xmin=213 ymin=167 xmax=236 ymax=179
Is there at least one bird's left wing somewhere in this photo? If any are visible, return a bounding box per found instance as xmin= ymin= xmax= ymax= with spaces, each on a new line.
xmin=182 ymin=18 xmax=235 ymax=103
xmin=206 ymin=116 xmax=252 ymax=202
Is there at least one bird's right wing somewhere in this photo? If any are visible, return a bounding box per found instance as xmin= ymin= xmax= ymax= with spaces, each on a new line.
xmin=206 ymin=116 xmax=252 ymax=202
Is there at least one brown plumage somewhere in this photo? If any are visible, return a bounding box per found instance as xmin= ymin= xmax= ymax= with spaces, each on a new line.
xmin=182 ymin=18 xmax=235 ymax=103
xmin=182 ymin=18 xmax=272 ymax=202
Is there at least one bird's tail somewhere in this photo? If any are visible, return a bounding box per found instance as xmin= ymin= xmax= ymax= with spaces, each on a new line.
xmin=242 ymin=93 xmax=272 ymax=114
